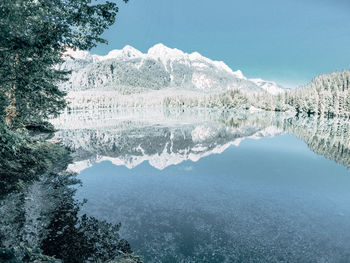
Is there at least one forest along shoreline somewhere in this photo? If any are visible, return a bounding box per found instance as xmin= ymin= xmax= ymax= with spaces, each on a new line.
xmin=0 ymin=1 xmax=142 ymax=262
xmin=1 ymin=0 xmax=350 ymax=262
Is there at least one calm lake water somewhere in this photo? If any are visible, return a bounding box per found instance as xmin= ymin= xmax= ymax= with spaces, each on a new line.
xmin=53 ymin=108 xmax=350 ymax=262
xmin=2 ymin=108 xmax=350 ymax=262
xmin=76 ymin=135 xmax=350 ymax=262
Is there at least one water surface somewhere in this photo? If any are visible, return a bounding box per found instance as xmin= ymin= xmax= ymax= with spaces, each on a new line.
xmin=2 ymin=109 xmax=350 ymax=262
xmin=53 ymin=109 xmax=350 ymax=262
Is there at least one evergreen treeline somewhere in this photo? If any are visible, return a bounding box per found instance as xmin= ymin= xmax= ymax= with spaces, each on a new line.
xmin=162 ymin=89 xmax=290 ymax=112
xmin=285 ymin=70 xmax=350 ymax=117
xmin=0 ymin=0 xmax=128 ymax=128
xmin=163 ymin=70 xmax=350 ymax=117
xmin=0 ymin=1 xmax=144 ymax=262
xmin=0 ymin=0 xmax=128 ymax=182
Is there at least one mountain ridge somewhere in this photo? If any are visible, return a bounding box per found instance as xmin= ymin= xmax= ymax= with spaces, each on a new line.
xmin=60 ymin=44 xmax=286 ymax=96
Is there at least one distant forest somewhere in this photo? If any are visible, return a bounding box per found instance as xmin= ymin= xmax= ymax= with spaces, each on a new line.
xmin=164 ymin=70 xmax=350 ymax=117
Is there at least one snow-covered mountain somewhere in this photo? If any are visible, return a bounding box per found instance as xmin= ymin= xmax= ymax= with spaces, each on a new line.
xmin=250 ymin=78 xmax=287 ymax=95
xmin=60 ymin=44 xmax=286 ymax=96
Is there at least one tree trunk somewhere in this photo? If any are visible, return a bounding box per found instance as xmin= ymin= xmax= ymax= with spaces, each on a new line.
xmin=5 ymin=54 xmax=18 ymax=126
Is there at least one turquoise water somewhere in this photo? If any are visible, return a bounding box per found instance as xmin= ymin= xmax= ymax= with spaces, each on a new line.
xmin=76 ymin=132 xmax=350 ymax=262
xmin=3 ymin=109 xmax=350 ymax=262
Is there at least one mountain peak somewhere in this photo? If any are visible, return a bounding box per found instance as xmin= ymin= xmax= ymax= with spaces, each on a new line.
xmin=122 ymin=45 xmax=142 ymax=54
xmin=148 ymin=43 xmax=170 ymax=52
xmin=148 ymin=43 xmax=185 ymax=59
xmin=250 ymin=78 xmax=285 ymax=95
xmin=104 ymin=45 xmax=143 ymax=60
xmin=233 ymin=70 xmax=245 ymax=79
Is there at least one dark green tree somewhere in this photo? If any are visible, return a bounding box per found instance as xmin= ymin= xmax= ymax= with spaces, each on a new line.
xmin=0 ymin=0 xmax=128 ymax=128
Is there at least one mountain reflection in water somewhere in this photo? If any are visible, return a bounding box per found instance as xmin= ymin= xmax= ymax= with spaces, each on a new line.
xmin=53 ymin=108 xmax=350 ymax=171
xmin=1 ymin=108 xmax=350 ymax=263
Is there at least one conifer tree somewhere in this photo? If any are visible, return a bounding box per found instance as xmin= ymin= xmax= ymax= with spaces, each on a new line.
xmin=0 ymin=0 xmax=128 ymax=128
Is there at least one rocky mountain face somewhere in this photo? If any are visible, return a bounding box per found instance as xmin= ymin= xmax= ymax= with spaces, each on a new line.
xmin=59 ymin=44 xmax=285 ymax=95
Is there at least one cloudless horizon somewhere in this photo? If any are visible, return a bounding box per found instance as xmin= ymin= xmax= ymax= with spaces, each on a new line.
xmin=92 ymin=0 xmax=350 ymax=89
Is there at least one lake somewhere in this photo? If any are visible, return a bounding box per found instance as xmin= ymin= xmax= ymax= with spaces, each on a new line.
xmin=52 ymin=108 xmax=350 ymax=262
xmin=2 ymin=108 xmax=350 ymax=262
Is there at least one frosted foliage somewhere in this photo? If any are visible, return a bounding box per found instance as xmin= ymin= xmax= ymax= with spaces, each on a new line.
xmin=286 ymin=70 xmax=350 ymax=117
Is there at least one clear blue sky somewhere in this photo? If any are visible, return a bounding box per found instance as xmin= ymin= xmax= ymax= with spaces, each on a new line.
xmin=91 ymin=0 xmax=350 ymax=88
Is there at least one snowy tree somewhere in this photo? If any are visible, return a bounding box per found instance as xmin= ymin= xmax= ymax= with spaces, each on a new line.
xmin=0 ymin=0 xmax=128 ymax=128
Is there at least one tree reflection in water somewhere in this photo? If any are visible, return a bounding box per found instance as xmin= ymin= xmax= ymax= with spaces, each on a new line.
xmin=218 ymin=112 xmax=350 ymax=169
xmin=280 ymin=117 xmax=350 ymax=169
xmin=0 ymin=138 xmax=141 ymax=263
xmin=53 ymin=108 xmax=350 ymax=171
xmin=2 ymin=109 xmax=350 ymax=262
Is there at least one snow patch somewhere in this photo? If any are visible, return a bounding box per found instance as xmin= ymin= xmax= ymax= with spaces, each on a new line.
xmin=191 ymin=126 xmax=214 ymax=142
xmin=250 ymin=78 xmax=285 ymax=95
